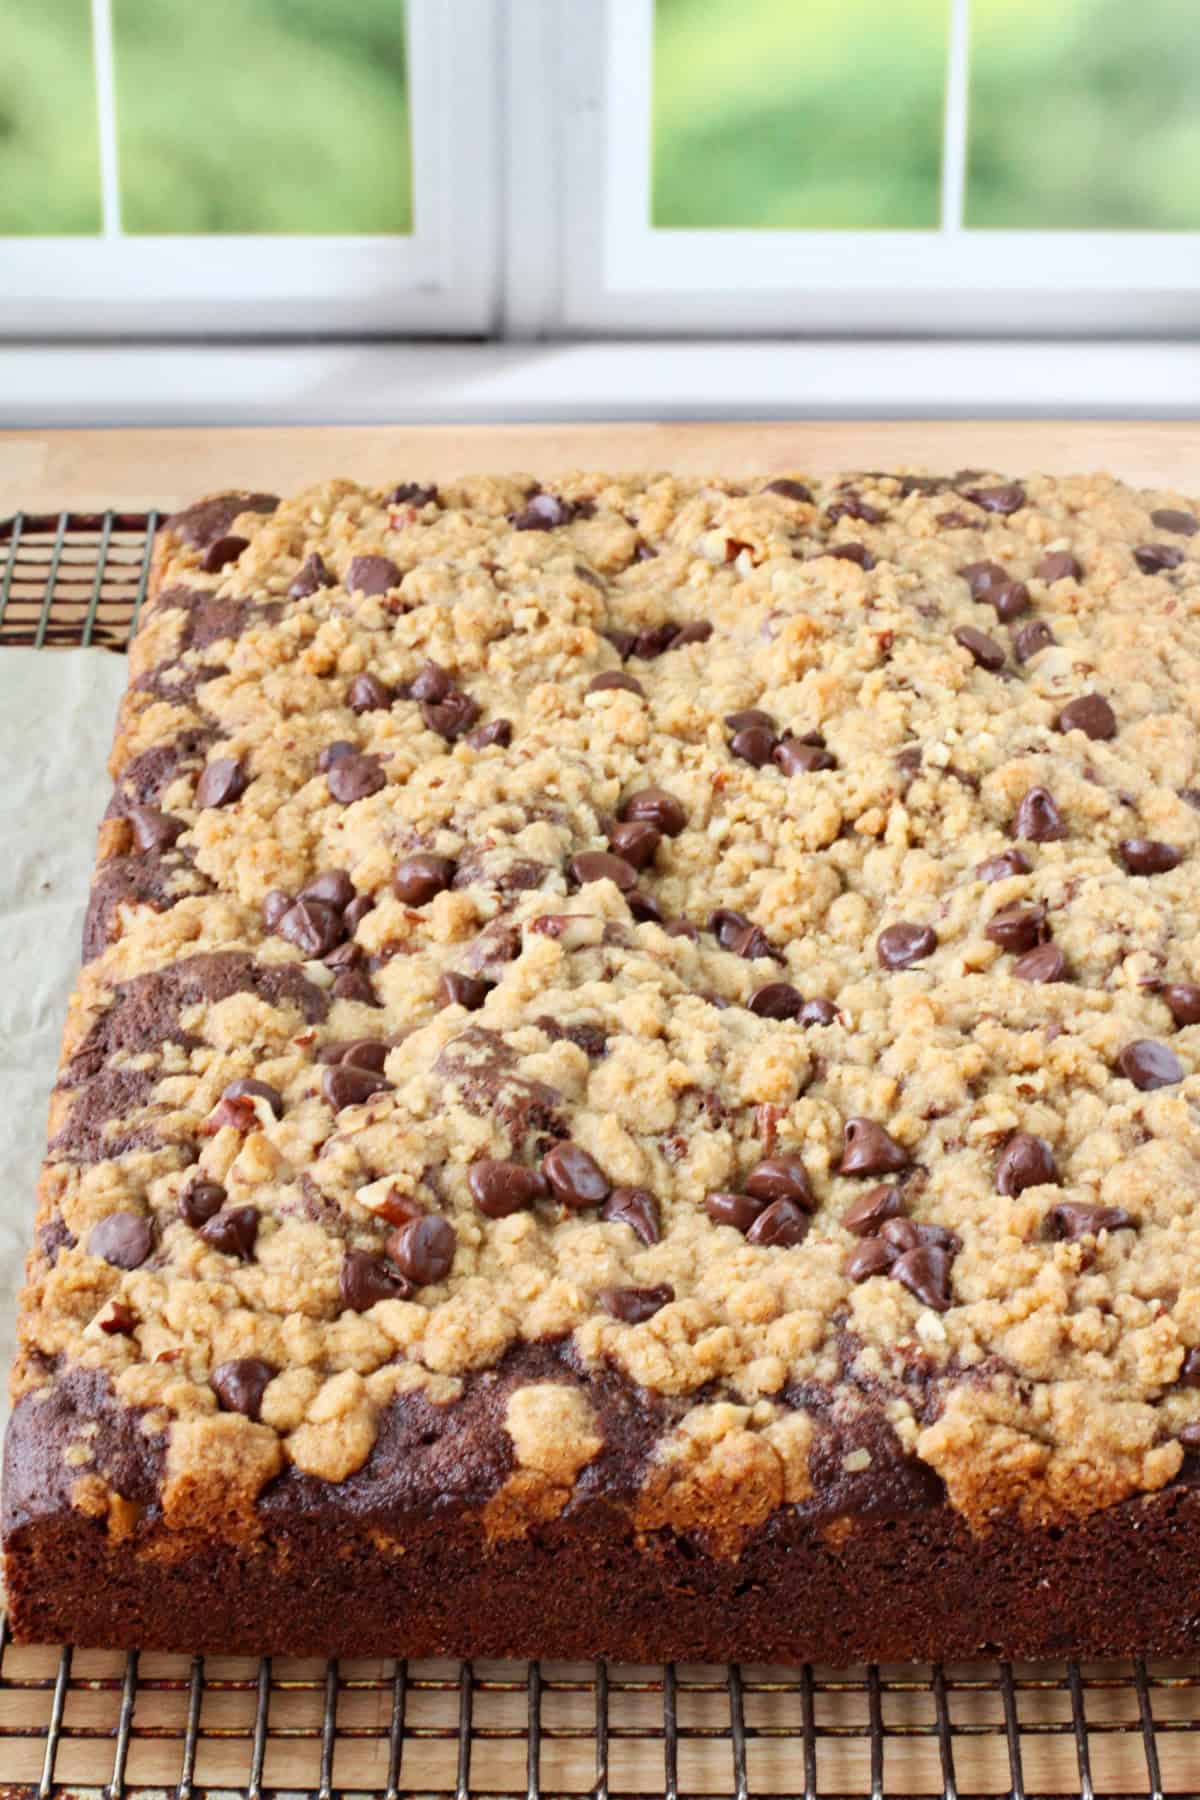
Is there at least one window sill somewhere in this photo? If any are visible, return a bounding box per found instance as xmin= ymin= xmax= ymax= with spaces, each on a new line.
xmin=1 ymin=339 xmax=1197 ymax=428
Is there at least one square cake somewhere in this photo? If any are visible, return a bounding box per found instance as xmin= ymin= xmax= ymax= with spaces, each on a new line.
xmin=5 ymin=468 xmax=1200 ymax=1660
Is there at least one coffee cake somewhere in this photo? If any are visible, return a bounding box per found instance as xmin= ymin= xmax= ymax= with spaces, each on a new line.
xmin=5 ymin=468 xmax=1200 ymax=1660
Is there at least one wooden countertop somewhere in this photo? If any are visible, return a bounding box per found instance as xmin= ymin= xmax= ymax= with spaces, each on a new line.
xmin=2 ymin=421 xmax=1198 ymax=514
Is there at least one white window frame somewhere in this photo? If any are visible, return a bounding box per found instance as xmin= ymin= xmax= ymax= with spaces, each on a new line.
xmin=517 ymin=0 xmax=1200 ymax=339
xmin=0 ymin=0 xmax=499 ymax=337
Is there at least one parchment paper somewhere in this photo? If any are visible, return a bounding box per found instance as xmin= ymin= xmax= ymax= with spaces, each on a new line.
xmin=0 ymin=650 xmax=129 ymax=1443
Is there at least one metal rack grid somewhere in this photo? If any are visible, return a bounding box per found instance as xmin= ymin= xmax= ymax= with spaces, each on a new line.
xmin=0 ymin=509 xmax=161 ymax=647
xmin=2 ymin=508 xmax=1200 ymax=1798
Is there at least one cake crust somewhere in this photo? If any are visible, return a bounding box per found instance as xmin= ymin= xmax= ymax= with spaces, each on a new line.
xmin=6 ymin=468 xmax=1200 ymax=1659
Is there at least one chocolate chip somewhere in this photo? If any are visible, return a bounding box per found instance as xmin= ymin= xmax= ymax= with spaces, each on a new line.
xmin=200 ymin=1206 xmax=261 ymax=1259
xmin=327 ymin=753 xmax=385 ymax=804
xmin=439 ymin=971 xmax=492 ymax=1011
xmin=880 ymin=1218 xmax=921 ymax=1252
xmin=734 ymin=924 xmax=783 ymax=963
xmin=224 ymin=1076 xmax=284 ymax=1119
xmin=1013 ymin=786 xmax=1066 ymax=842
xmin=799 ymin=997 xmax=837 ymax=1026
xmin=633 ymin=623 xmax=683 ymax=659
xmin=179 ymin=1178 xmax=226 ymax=1227
xmin=824 ymin=541 xmax=875 ymax=569
xmin=469 ymin=1159 xmax=549 ymax=1219
xmin=322 ymin=1063 xmax=393 ymax=1111
xmin=959 ymin=560 xmax=1010 ymax=601
xmin=318 ymin=740 xmax=356 ymax=772
xmin=844 ymin=1237 xmax=898 ymax=1281
xmin=387 ymin=1214 xmax=456 ymax=1285
xmin=570 ymin=850 xmax=638 ymax=892
xmin=542 ymin=1141 xmax=611 ymax=1208
xmin=333 ymin=968 xmax=378 ymax=1005
xmin=954 ymin=626 xmax=1006 ymax=671
xmin=339 ymin=1249 xmax=411 ymax=1311
xmin=1116 ymin=1039 xmax=1184 ymax=1090
xmin=408 ymin=660 xmax=451 ymax=703
xmin=211 ymin=1357 xmax=276 ymax=1420
xmin=348 ymin=672 xmax=392 ymax=713
xmin=774 ymin=736 xmax=837 ymax=774
xmin=962 ymin=483 xmax=1025 ymax=514
xmin=88 ymin=1211 xmax=153 ymax=1270
xmin=1013 ymin=943 xmax=1068 ymax=982
xmin=1037 ymin=550 xmax=1081 ymax=583
xmin=839 ymin=1117 xmax=910 ymax=1176
xmin=725 ymin=708 xmax=775 ymax=734
xmin=346 ymin=555 xmax=401 ymax=596
xmin=601 ymin=1186 xmax=661 ymax=1245
xmin=304 ymin=870 xmax=357 ymax=911
xmin=466 ymin=718 xmax=512 ymax=750
xmin=1056 ymin=693 xmax=1117 ymax=740
xmin=989 ymin=580 xmax=1031 ymax=621
xmin=201 ymin=534 xmax=249 ymax=574
xmin=985 ymin=901 xmax=1048 ymax=952
xmin=394 ymin=854 xmax=456 ymax=905
xmin=1134 ymin=543 xmax=1185 ymax=575
xmin=710 ymin=908 xmax=751 ymax=950
xmin=826 ymin=495 xmax=884 ymax=526
xmin=588 ymin=671 xmax=644 ymax=697
xmin=891 ymin=1244 xmax=953 ymax=1310
xmin=289 ymin=553 xmax=335 ymax=598
xmin=748 ymin=981 xmax=802 ymax=1020
xmin=195 ymin=757 xmax=247 ymax=809
xmin=600 ymin=1283 xmax=673 ymax=1323
xmin=764 ymin=478 xmax=813 ymax=502
xmin=745 ymin=1197 xmax=810 ymax=1248
xmin=976 ymin=848 xmax=1031 ymax=882
xmin=628 ymin=890 xmax=663 ymax=923
xmin=1046 ymin=1202 xmax=1137 ymax=1241
xmin=996 ymin=1132 xmax=1058 ymax=1195
xmin=1164 ymin=983 xmax=1200 ymax=1027
xmin=730 ymin=724 xmax=777 ymax=768
xmin=1179 ymin=1348 xmax=1200 ymax=1386
xmin=1012 ymin=619 xmax=1055 ymax=662
xmin=388 ymin=482 xmax=439 ymax=507
xmin=608 ymin=820 xmax=661 ymax=870
xmin=1151 ymin=509 xmax=1198 ymax=537
xmin=877 ymin=923 xmax=936 ymax=969
xmin=422 ymin=692 xmax=481 ymax=742
xmin=277 ymin=898 xmax=344 ymax=958
xmin=674 ymin=621 xmax=713 ymax=646
xmin=842 ymin=1185 xmax=904 ymax=1236
xmin=127 ymin=805 xmax=185 ymax=852
xmin=619 ymin=787 xmax=687 ymax=836
xmin=744 ymin=1154 xmax=814 ymax=1210
xmin=704 ymin=1190 xmax=767 ymax=1233
xmin=511 ymin=492 xmax=575 ymax=530
xmin=1119 ymin=839 xmax=1182 ymax=876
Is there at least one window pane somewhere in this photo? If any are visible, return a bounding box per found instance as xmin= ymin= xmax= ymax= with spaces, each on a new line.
xmin=2 ymin=2 xmax=101 ymax=234
xmin=967 ymin=0 xmax=1200 ymax=229
xmin=652 ymin=0 xmax=950 ymax=230
xmin=112 ymin=0 xmax=411 ymax=234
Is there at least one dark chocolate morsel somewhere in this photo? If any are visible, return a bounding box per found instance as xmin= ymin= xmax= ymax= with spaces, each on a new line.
xmin=542 ymin=1141 xmax=611 ymax=1208
xmin=199 ymin=1206 xmax=261 ymax=1259
xmin=468 ymin=1159 xmax=549 ymax=1219
xmin=1116 ymin=1040 xmax=1184 ymax=1090
xmin=995 ymin=1132 xmax=1058 ymax=1196
xmin=387 ymin=1214 xmax=456 ymax=1285
xmin=339 ymin=1250 xmax=411 ymax=1311
xmin=600 ymin=1283 xmax=674 ymax=1323
xmin=211 ymin=1356 xmax=276 ymax=1420
xmin=88 ymin=1211 xmax=153 ymax=1270
xmin=601 ymin=1186 xmax=661 ymax=1245
xmin=839 ymin=1117 xmax=910 ymax=1176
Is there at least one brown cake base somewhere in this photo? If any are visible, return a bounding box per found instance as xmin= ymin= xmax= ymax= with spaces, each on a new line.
xmin=8 ymin=1470 xmax=1200 ymax=1663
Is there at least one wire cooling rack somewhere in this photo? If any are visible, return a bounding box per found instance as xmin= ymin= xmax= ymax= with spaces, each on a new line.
xmin=0 ymin=509 xmax=160 ymax=646
xmin=2 ymin=507 xmax=1200 ymax=1798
